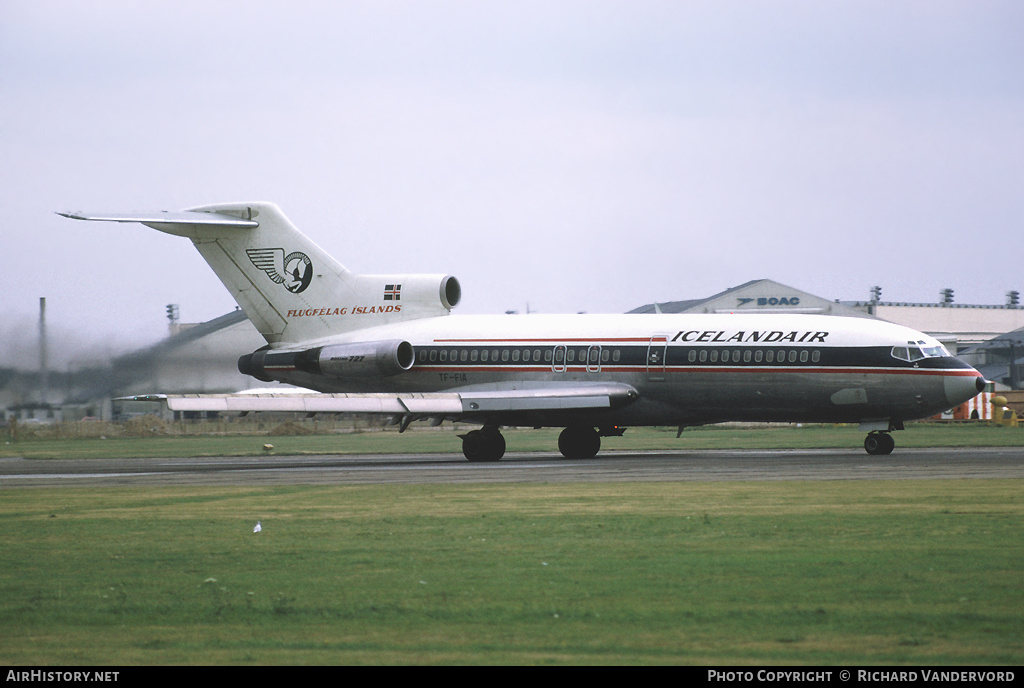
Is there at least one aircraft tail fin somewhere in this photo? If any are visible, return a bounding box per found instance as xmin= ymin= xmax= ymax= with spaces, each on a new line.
xmin=59 ymin=202 xmax=460 ymax=345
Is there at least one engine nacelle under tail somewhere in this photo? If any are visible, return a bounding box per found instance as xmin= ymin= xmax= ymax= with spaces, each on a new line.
xmin=238 ymin=339 xmax=415 ymax=382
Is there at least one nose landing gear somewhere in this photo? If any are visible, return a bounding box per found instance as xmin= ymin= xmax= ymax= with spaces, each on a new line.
xmin=558 ymin=425 xmax=602 ymax=459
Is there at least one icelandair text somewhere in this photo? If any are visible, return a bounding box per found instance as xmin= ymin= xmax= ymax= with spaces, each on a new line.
xmin=672 ymin=330 xmax=829 ymax=344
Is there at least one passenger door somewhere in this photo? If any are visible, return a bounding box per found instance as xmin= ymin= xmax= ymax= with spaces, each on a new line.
xmin=646 ymin=335 xmax=668 ymax=381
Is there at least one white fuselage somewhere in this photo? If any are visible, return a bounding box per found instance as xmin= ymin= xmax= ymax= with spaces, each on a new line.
xmin=258 ymin=312 xmax=984 ymax=428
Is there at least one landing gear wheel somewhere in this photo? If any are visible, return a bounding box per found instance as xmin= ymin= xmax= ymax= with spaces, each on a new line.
xmin=558 ymin=425 xmax=601 ymax=459
xmin=461 ymin=429 xmax=506 ymax=462
xmin=864 ymin=432 xmax=895 ymax=455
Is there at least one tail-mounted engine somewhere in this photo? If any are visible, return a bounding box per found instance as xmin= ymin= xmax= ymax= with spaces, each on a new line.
xmin=362 ymin=273 xmax=461 ymax=312
xmin=436 ymin=275 xmax=462 ymax=311
xmin=239 ymin=339 xmax=415 ymax=382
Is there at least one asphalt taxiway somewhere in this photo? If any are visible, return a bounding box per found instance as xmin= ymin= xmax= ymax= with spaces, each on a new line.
xmin=1 ymin=447 xmax=1021 ymax=487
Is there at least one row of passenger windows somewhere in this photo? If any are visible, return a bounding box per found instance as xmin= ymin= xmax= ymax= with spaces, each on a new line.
xmin=688 ymin=348 xmax=821 ymax=364
xmin=416 ymin=347 xmax=823 ymax=365
xmin=418 ymin=348 xmax=623 ymax=363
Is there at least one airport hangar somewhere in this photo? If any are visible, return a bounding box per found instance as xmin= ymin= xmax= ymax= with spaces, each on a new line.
xmin=5 ymin=279 xmax=1024 ymax=424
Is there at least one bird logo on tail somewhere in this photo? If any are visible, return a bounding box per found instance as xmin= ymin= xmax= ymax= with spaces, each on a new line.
xmin=246 ymin=248 xmax=313 ymax=293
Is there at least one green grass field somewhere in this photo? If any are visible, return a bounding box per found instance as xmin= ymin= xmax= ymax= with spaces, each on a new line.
xmin=2 ymin=422 xmax=1021 ymax=664
xmin=1 ymin=480 xmax=1022 ymax=665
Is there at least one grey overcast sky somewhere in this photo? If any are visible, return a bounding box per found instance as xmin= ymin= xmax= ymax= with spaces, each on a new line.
xmin=2 ymin=1 xmax=1022 ymax=367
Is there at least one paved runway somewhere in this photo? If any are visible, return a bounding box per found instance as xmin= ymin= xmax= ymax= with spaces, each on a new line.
xmin=1 ymin=447 xmax=1021 ymax=487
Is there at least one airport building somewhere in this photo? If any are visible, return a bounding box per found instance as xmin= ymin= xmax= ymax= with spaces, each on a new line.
xmin=629 ymin=279 xmax=870 ymax=318
xmin=4 ymin=279 xmax=1023 ymax=423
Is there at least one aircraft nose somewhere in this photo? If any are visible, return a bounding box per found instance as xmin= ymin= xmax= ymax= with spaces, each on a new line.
xmin=945 ymin=372 xmax=986 ymax=407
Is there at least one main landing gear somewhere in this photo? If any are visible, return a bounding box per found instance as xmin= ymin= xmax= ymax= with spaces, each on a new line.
xmin=460 ymin=427 xmax=506 ymax=462
xmin=460 ymin=424 xmax=617 ymax=462
xmin=863 ymin=431 xmax=895 ymax=455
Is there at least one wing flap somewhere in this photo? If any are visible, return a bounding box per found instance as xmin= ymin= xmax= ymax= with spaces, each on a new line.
xmin=460 ymin=388 xmax=625 ymax=412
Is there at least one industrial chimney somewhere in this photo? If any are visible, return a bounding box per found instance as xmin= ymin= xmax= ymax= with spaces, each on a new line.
xmin=39 ymin=297 xmax=49 ymax=405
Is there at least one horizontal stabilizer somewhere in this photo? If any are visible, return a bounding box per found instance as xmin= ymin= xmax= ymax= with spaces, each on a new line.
xmin=57 ymin=210 xmax=258 ymax=228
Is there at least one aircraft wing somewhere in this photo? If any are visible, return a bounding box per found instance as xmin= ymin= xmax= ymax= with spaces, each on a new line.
xmin=122 ymin=382 xmax=639 ymax=420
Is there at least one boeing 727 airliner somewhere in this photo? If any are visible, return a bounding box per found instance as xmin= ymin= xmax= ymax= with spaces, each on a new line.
xmin=60 ymin=202 xmax=985 ymax=461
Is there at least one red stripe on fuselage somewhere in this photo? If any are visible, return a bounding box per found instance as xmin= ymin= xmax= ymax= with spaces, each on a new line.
xmin=415 ymin=364 xmax=980 ymax=377
xmin=432 ymin=337 xmax=661 ymax=343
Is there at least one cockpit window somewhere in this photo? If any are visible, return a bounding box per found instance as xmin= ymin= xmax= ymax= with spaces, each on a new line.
xmin=891 ymin=341 xmax=950 ymax=362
